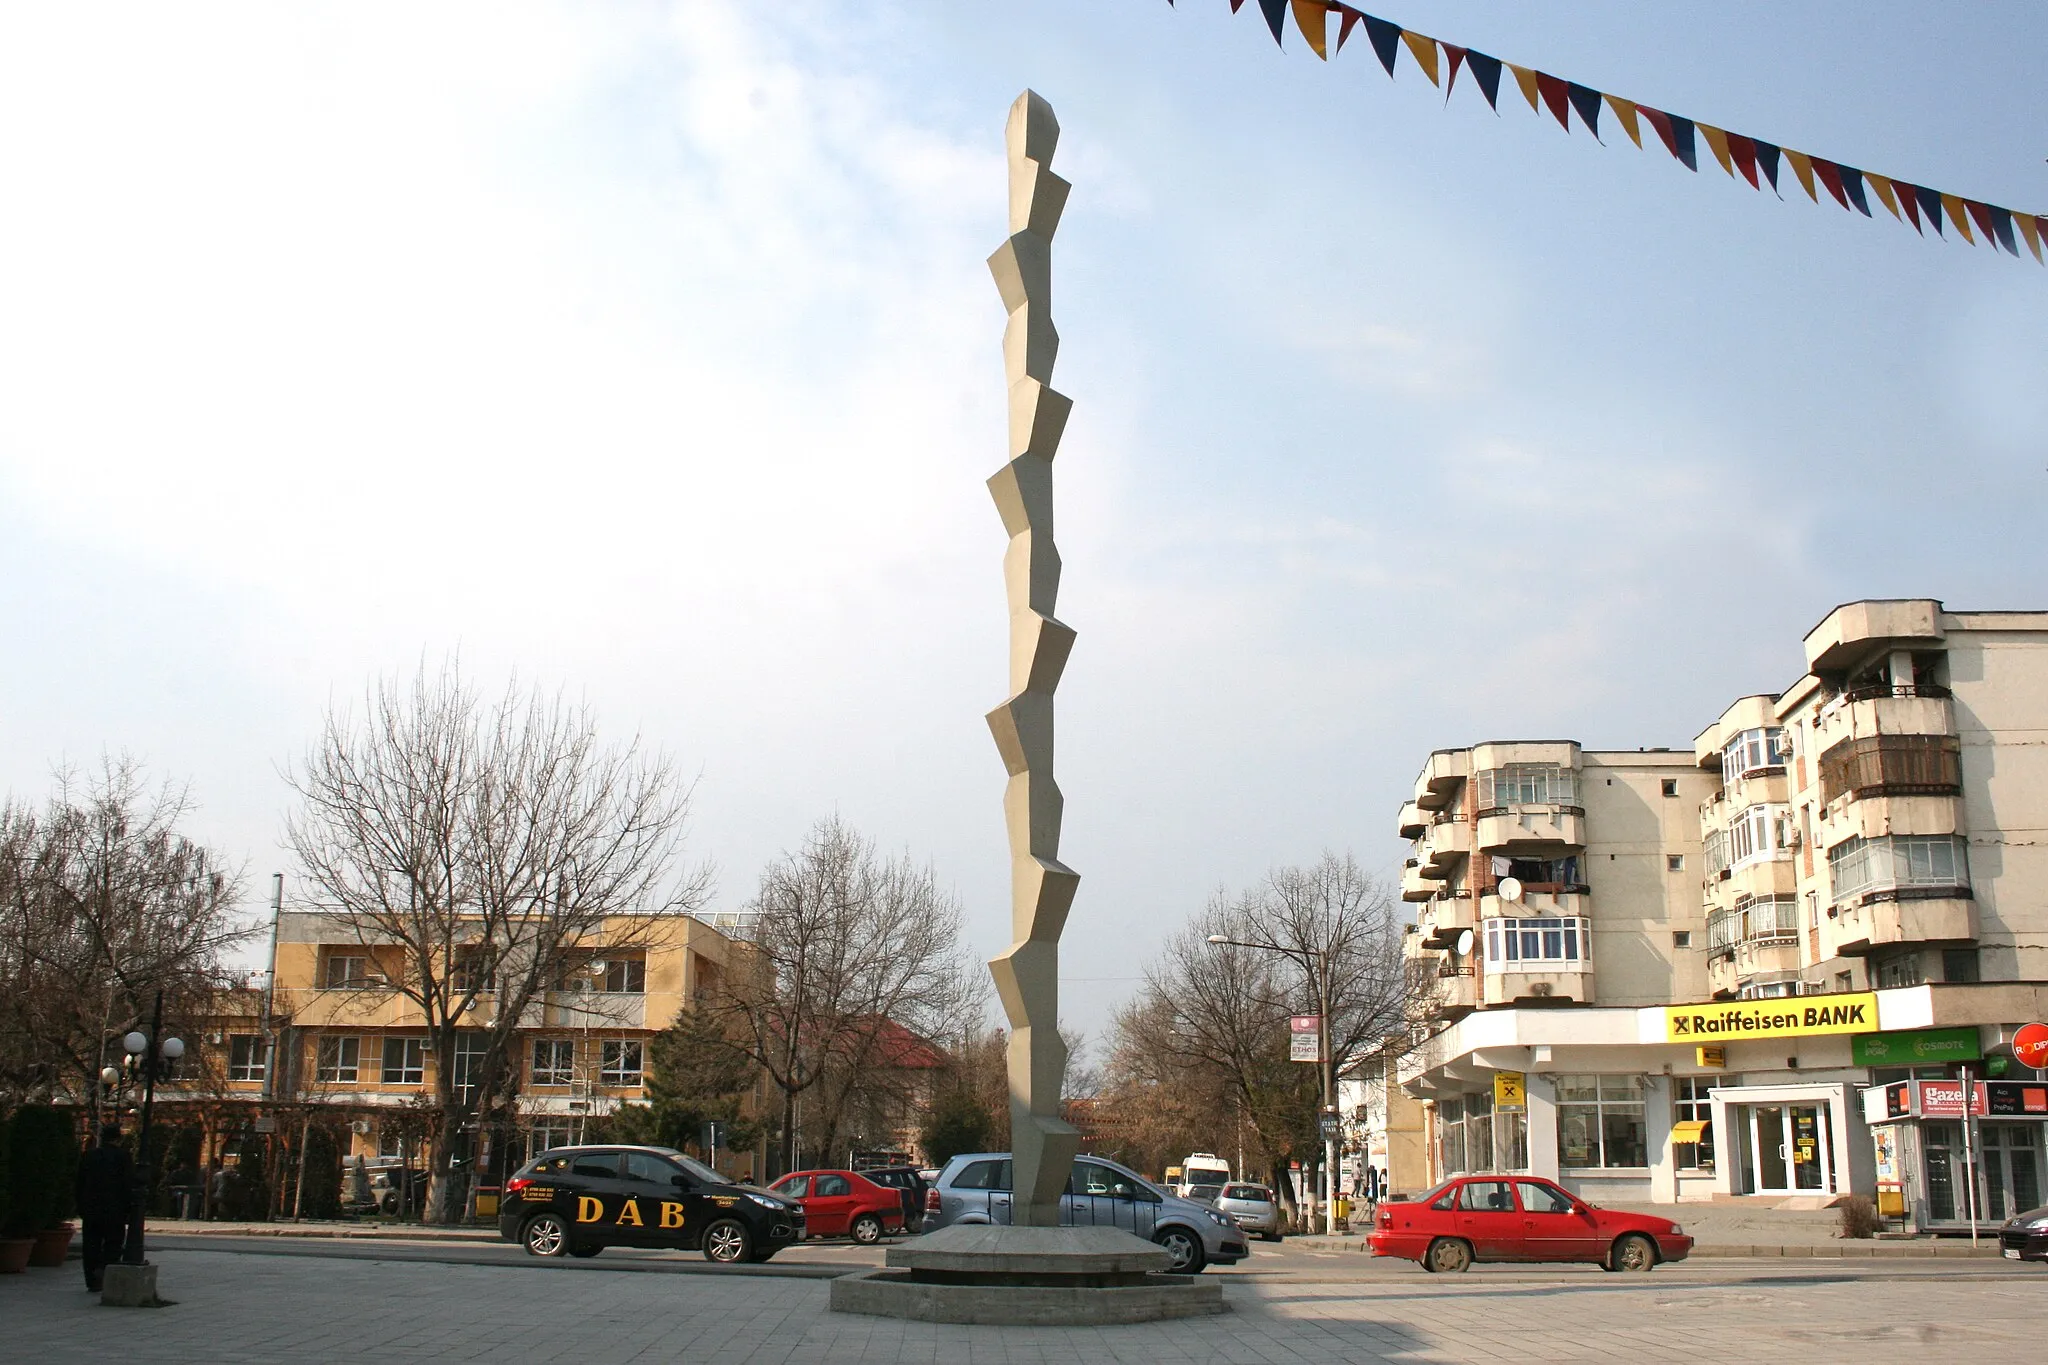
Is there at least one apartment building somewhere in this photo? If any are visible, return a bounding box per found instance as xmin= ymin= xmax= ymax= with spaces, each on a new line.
xmin=1382 ymin=601 xmax=2048 ymax=1227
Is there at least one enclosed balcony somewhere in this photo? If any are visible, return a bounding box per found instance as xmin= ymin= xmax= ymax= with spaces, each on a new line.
xmin=1826 ymin=896 xmax=1976 ymax=957
xmin=1426 ymin=961 xmax=1477 ymax=1018
xmin=1706 ymin=897 xmax=1803 ymax=995
xmin=1479 ymin=915 xmax=1594 ymax=1005
xmin=1811 ymin=685 xmax=1954 ymax=760
xmin=1822 ymin=833 xmax=1976 ymax=956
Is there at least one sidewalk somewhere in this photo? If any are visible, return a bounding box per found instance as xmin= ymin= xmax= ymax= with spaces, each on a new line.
xmin=148 ymin=1217 xmax=499 ymax=1242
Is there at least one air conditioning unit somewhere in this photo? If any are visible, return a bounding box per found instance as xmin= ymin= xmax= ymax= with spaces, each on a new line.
xmin=350 ymin=1119 xmax=371 ymax=1135
xmin=206 ymin=1032 xmax=225 ymax=1046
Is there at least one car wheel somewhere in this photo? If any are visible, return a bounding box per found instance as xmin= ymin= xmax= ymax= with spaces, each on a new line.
xmin=850 ymin=1213 xmax=884 ymax=1245
xmin=702 ymin=1218 xmax=752 ymax=1264
xmin=1263 ymin=1231 xmax=1284 ymax=1243
xmin=1152 ymin=1225 xmax=1207 ymax=1274
xmin=522 ymin=1214 xmax=571 ymax=1258
xmin=1425 ymin=1237 xmax=1473 ymax=1274
xmin=1612 ymin=1233 xmax=1657 ymax=1272
xmin=568 ymin=1244 xmax=602 ymax=1259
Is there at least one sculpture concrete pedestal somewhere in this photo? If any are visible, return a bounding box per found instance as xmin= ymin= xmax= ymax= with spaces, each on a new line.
xmin=828 ymin=1225 xmax=1224 ymax=1325
xmin=100 ymin=1260 xmax=164 ymax=1307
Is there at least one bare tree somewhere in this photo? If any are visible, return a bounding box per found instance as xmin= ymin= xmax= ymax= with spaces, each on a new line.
xmin=283 ymin=661 xmax=709 ymax=1221
xmin=706 ymin=817 xmax=972 ymax=1173
xmin=0 ymin=758 xmax=249 ymax=1110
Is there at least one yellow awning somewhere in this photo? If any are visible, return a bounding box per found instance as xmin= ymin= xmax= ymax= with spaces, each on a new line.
xmin=1670 ymin=1120 xmax=1710 ymax=1144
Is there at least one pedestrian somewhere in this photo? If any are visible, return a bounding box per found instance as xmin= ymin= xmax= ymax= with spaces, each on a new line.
xmin=74 ymin=1124 xmax=134 ymax=1292
xmin=208 ymin=1159 xmax=229 ymax=1219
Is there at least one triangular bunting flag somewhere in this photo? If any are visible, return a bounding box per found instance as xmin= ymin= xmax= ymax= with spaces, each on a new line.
xmin=1941 ymin=193 xmax=1975 ymax=242
xmin=1785 ymin=149 xmax=1819 ymax=203
xmin=1914 ymin=185 xmax=1944 ymax=235
xmin=1229 ymin=0 xmax=1246 ymax=11
xmin=1507 ymin=63 xmax=1541 ymax=113
xmin=1698 ymin=124 xmax=1735 ymax=177
xmin=1837 ymin=166 xmax=1873 ymax=217
xmin=1987 ymin=206 xmax=2020 ymax=256
xmin=2016 ymin=211 xmax=2043 ymax=263
xmin=1811 ymin=159 xmax=1852 ymax=211
xmin=1965 ymin=199 xmax=1998 ymax=247
xmin=1443 ymin=44 xmax=1467 ymax=100
xmin=1604 ymin=94 xmax=1643 ymax=148
xmin=1752 ymin=139 xmax=1782 ymax=195
xmin=1361 ymin=15 xmax=1402 ymax=77
xmin=1400 ymin=30 xmax=1440 ymax=85
xmin=1894 ymin=181 xmax=1925 ymax=233
xmin=1464 ymin=50 xmax=1503 ymax=111
xmin=1535 ymin=73 xmax=1571 ymax=131
xmin=1666 ymin=114 xmax=1698 ymax=172
xmin=1566 ymin=83 xmax=1603 ymax=140
xmin=1726 ymin=133 xmax=1761 ymax=190
xmin=1336 ymin=7 xmax=1360 ymax=52
xmin=1257 ymin=0 xmax=1288 ymax=45
xmin=1865 ymin=172 xmax=1903 ymax=221
xmin=1291 ymin=0 xmax=1328 ymax=60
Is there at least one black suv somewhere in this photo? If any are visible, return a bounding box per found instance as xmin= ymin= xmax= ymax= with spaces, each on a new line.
xmin=500 ymin=1145 xmax=805 ymax=1263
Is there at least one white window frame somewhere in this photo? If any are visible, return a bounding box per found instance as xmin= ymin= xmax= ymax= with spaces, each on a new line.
xmin=381 ymin=1036 xmax=425 ymax=1085
xmin=1482 ymin=917 xmax=1589 ymax=972
xmin=324 ymin=951 xmax=371 ymax=989
xmin=600 ymin=1039 xmax=644 ymax=1087
xmin=1727 ymin=803 xmax=1790 ymax=870
xmin=1828 ymin=834 xmax=1970 ymax=903
xmin=227 ymin=1035 xmax=266 ymax=1083
xmin=316 ymin=1035 xmax=360 ymax=1083
xmin=531 ymin=1038 xmax=575 ymax=1087
xmin=1722 ymin=727 xmax=1788 ymax=785
xmin=1474 ymin=764 xmax=1578 ymax=810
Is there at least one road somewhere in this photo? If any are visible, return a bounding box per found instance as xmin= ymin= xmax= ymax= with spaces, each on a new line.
xmin=10 ymin=1233 xmax=2040 ymax=1364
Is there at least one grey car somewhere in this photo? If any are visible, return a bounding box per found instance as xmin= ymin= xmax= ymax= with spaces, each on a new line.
xmin=925 ymin=1152 xmax=1248 ymax=1273
xmin=1212 ymin=1182 xmax=1282 ymax=1241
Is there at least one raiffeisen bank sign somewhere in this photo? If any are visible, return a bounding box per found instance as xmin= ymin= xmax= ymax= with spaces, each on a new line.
xmin=1643 ymin=992 xmax=1879 ymax=1043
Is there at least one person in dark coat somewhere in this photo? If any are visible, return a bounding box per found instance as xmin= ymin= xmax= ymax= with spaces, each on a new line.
xmin=74 ymin=1124 xmax=135 ymax=1291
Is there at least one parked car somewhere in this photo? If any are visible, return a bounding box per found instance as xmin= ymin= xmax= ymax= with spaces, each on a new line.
xmin=924 ymin=1152 xmax=1248 ymax=1273
xmin=854 ymin=1165 xmax=929 ymax=1234
xmin=500 ymin=1144 xmax=805 ymax=1263
xmin=1185 ymin=1183 xmax=1224 ymax=1206
xmin=2001 ymin=1203 xmax=2048 ymax=1261
xmin=767 ymin=1169 xmax=905 ymax=1244
xmin=1213 ymin=1183 xmax=1282 ymax=1241
xmin=1368 ymin=1175 xmax=1692 ymax=1272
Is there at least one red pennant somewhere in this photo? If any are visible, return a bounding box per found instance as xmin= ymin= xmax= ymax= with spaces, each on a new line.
xmin=1896 ymin=183 xmax=1924 ymax=234
xmin=1442 ymin=43 xmax=1466 ymax=99
xmin=1966 ymin=200 xmax=1997 ymax=243
xmin=1811 ymin=158 xmax=1851 ymax=210
xmin=1337 ymin=7 xmax=1360 ymax=51
xmin=1535 ymin=72 xmax=1572 ymax=132
xmin=1231 ymin=0 xmax=1247 ymax=11
xmin=1639 ymin=106 xmax=1679 ymax=159
xmin=1726 ymin=133 xmax=1760 ymax=190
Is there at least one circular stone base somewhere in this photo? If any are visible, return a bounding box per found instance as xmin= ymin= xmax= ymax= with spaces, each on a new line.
xmin=826 ymin=1224 xmax=1226 ymax=1325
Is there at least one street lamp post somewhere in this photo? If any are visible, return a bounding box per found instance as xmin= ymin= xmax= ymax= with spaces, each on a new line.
xmin=1207 ymin=934 xmax=1341 ymax=1236
xmin=120 ymin=989 xmax=185 ymax=1267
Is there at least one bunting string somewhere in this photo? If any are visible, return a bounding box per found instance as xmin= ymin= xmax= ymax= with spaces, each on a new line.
xmin=1171 ymin=0 xmax=2045 ymax=264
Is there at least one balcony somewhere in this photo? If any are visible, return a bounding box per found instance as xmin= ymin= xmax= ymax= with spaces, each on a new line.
xmin=1401 ymin=860 xmax=1440 ymax=903
xmin=1427 ymin=963 xmax=1477 ymax=1018
xmin=1825 ymin=894 xmax=1976 ymax=958
xmin=1812 ymin=686 xmax=1955 ymax=761
xmin=1479 ymin=889 xmax=1589 ymax=921
xmin=1475 ymin=805 xmax=1585 ymax=853
xmin=542 ymin=990 xmax=648 ymax=1030
xmin=1398 ymin=801 xmax=1429 ymax=840
xmin=1414 ymin=750 xmax=1471 ymax=811
xmin=1419 ymin=892 xmax=1475 ymax=949
xmin=1420 ymin=816 xmax=1471 ymax=876
xmin=1480 ymin=965 xmax=1593 ymax=1008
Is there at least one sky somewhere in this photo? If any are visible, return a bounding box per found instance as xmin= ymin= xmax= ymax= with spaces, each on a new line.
xmin=2 ymin=1 xmax=2043 ymax=1043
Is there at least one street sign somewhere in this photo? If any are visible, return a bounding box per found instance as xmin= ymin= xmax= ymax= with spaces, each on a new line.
xmin=1492 ymin=1070 xmax=1525 ymax=1112
xmin=1290 ymin=1015 xmax=1321 ymax=1062
xmin=1318 ymin=1113 xmax=1342 ymax=1140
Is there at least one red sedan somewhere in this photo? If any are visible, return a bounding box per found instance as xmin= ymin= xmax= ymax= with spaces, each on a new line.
xmin=767 ymin=1169 xmax=905 ymax=1244
xmin=1369 ymin=1175 xmax=1692 ymax=1272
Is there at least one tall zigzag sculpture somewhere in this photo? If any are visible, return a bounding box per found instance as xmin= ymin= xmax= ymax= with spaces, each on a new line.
xmin=984 ymin=89 xmax=1080 ymax=1227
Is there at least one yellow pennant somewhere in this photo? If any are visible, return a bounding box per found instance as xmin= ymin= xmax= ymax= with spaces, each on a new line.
xmin=1507 ymin=63 xmax=1541 ymax=113
xmin=1785 ymin=149 xmax=1819 ymax=203
xmin=1941 ymin=193 xmax=1975 ymax=242
xmin=2016 ymin=212 xmax=2044 ymax=263
xmin=1604 ymin=94 xmax=1644 ymax=148
xmin=1291 ymin=0 xmax=1329 ymax=61
xmin=1697 ymin=124 xmax=1735 ymax=177
xmin=1864 ymin=173 xmax=1904 ymax=221
xmin=1400 ymin=30 xmax=1440 ymax=86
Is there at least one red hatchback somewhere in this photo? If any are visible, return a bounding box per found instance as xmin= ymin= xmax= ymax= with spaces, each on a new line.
xmin=767 ymin=1169 xmax=905 ymax=1244
xmin=1369 ymin=1175 xmax=1692 ymax=1273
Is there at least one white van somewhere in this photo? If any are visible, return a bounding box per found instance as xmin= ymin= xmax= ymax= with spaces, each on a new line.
xmin=1176 ymin=1152 xmax=1230 ymax=1196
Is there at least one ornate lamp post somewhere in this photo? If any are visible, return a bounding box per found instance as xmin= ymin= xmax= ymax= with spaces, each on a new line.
xmin=119 ymin=990 xmax=184 ymax=1266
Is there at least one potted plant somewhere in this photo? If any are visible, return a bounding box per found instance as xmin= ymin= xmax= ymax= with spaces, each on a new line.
xmin=3 ymin=1105 xmax=69 ymax=1271
xmin=23 ymin=1108 xmax=80 ymax=1267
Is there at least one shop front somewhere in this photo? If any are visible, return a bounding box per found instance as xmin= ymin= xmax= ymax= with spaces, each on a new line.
xmin=1864 ymin=1077 xmax=2048 ymax=1232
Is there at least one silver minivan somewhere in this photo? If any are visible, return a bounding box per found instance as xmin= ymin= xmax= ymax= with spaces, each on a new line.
xmin=924 ymin=1152 xmax=1248 ymax=1273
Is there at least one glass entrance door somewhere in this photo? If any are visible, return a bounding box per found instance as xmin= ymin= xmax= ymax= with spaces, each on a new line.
xmin=1745 ymin=1104 xmax=1833 ymax=1195
xmin=1980 ymin=1124 xmax=2044 ymax=1222
xmin=1751 ymin=1106 xmax=1788 ymax=1192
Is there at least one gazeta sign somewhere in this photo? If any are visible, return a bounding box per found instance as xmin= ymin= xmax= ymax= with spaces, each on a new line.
xmin=1650 ymin=992 xmax=1878 ymax=1044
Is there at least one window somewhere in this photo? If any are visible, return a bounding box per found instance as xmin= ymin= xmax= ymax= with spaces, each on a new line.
xmin=626 ymin=1153 xmax=680 ymax=1186
xmin=1673 ymin=1077 xmax=1717 ymax=1172
xmin=316 ymin=1036 xmax=360 ymax=1083
xmin=324 ymin=951 xmax=370 ymax=989
xmin=815 ymin=1174 xmax=851 ymax=1197
xmin=450 ymin=949 xmax=496 ymax=994
xmin=595 ymin=957 xmax=646 ymax=994
xmin=570 ymin=1152 xmax=620 ymax=1180
xmin=1672 ymin=931 xmax=1692 ymax=949
xmin=1457 ymin=1180 xmax=1515 ymax=1212
xmin=1482 ymin=917 xmax=1589 ymax=971
xmin=452 ymin=1033 xmax=487 ymax=1097
xmin=953 ymin=1159 xmax=1012 ymax=1191
xmin=1727 ymin=804 xmax=1790 ymax=869
xmin=1666 ymin=854 xmax=1684 ymax=871
xmin=1517 ymin=1180 xmax=1574 ymax=1215
xmin=1818 ymin=734 xmax=1961 ymax=803
xmin=600 ymin=1040 xmax=644 ymax=1086
xmin=1721 ymin=727 xmax=1788 ymax=784
xmin=1702 ymin=828 xmax=1729 ymax=879
xmin=1661 ymin=779 xmax=1679 ymax=798
xmin=227 ymin=1035 xmax=265 ymax=1083
xmin=774 ymin=1175 xmax=811 ymax=1199
xmin=1475 ymin=764 xmax=1577 ymax=810
xmin=381 ymin=1037 xmax=425 ymax=1085
xmin=1709 ymin=895 xmax=1799 ymax=953
xmin=1942 ymin=948 xmax=1981 ymax=983
xmin=1875 ymin=953 xmax=1925 ymax=989
xmin=1555 ymin=1075 xmax=1646 ymax=1169
xmin=527 ymin=1124 xmax=574 ymax=1161
xmin=1828 ymin=835 xmax=1970 ymax=902
xmin=531 ymin=1038 xmax=575 ymax=1086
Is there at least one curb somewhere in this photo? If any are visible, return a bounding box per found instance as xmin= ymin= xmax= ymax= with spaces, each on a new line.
xmin=159 ymin=1225 xmax=499 ymax=1244
xmin=1293 ymin=1236 xmax=2003 ymax=1259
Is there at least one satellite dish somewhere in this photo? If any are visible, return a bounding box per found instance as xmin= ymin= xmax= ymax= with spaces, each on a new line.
xmin=1498 ymin=877 xmax=1524 ymax=902
xmin=1454 ymin=928 xmax=1475 ymax=957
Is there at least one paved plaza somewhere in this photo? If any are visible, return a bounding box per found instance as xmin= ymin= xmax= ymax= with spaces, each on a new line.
xmin=6 ymin=1238 xmax=2043 ymax=1364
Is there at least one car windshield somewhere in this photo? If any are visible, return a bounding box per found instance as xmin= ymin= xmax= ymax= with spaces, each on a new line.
xmin=1414 ymin=1180 xmax=1459 ymax=1207
xmin=1187 ymin=1184 xmax=1222 ymax=1201
xmin=1223 ymin=1185 xmax=1268 ymax=1201
xmin=647 ymin=1147 xmax=722 ymax=1185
